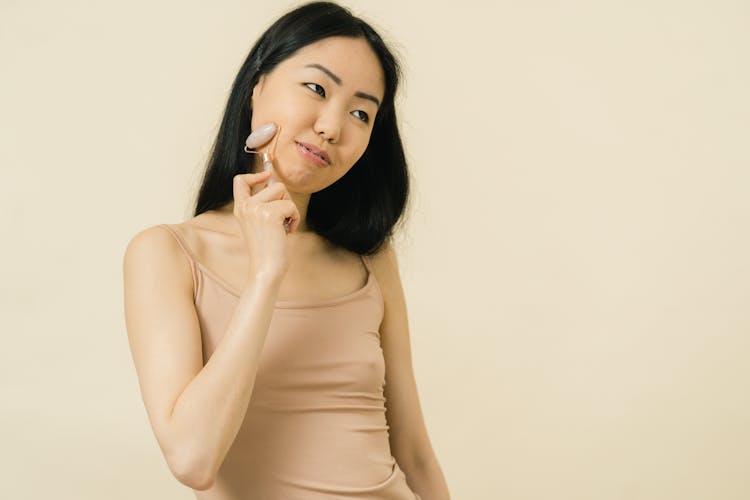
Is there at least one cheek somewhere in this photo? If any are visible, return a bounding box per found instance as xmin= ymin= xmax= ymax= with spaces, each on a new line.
xmin=252 ymin=88 xmax=307 ymax=129
xmin=349 ymin=132 xmax=373 ymax=163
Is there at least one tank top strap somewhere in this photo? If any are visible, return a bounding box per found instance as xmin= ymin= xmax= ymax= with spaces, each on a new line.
xmin=158 ymin=224 xmax=199 ymax=296
xmin=158 ymin=224 xmax=197 ymax=260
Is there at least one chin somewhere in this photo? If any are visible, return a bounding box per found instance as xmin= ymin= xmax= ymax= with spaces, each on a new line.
xmin=273 ymin=162 xmax=330 ymax=193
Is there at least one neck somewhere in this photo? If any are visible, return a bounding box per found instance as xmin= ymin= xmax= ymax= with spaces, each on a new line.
xmin=287 ymin=190 xmax=311 ymax=233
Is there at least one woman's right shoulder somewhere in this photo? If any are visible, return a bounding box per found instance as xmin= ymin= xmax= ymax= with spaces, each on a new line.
xmin=125 ymin=223 xmax=187 ymax=259
xmin=123 ymin=223 xmax=197 ymax=296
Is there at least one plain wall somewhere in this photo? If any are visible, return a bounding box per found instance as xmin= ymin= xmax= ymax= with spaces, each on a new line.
xmin=1 ymin=0 xmax=748 ymax=498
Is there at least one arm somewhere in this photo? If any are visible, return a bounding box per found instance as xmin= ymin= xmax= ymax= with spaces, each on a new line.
xmin=368 ymin=242 xmax=451 ymax=499
xmin=123 ymin=225 xmax=282 ymax=490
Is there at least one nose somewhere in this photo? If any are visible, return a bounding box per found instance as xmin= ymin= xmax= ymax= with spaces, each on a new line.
xmin=313 ymin=106 xmax=342 ymax=144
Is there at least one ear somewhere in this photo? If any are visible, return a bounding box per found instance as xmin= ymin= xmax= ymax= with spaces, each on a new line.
xmin=250 ymin=74 xmax=266 ymax=108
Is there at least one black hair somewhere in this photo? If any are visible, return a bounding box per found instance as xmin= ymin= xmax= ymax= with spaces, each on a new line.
xmin=193 ymin=1 xmax=409 ymax=256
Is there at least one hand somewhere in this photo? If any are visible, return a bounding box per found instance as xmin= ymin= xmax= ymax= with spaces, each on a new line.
xmin=232 ymin=168 xmax=301 ymax=279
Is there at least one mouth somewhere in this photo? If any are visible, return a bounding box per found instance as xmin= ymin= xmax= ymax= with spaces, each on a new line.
xmin=295 ymin=141 xmax=331 ymax=166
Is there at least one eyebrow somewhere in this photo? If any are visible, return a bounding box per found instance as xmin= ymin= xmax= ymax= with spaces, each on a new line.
xmin=303 ymin=63 xmax=381 ymax=108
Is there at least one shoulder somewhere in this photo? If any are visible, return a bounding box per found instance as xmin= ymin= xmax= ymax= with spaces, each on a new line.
xmin=123 ymin=224 xmax=194 ymax=296
xmin=124 ymin=224 xmax=183 ymax=262
xmin=364 ymin=239 xmax=404 ymax=306
xmin=365 ymin=239 xmax=398 ymax=272
xmin=124 ymin=213 xmax=218 ymax=263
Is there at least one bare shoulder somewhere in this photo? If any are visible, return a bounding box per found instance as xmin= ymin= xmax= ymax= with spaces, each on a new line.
xmin=123 ymin=224 xmax=194 ymax=300
xmin=124 ymin=224 xmax=175 ymax=257
xmin=365 ymin=239 xmax=402 ymax=296
xmin=124 ymin=212 xmax=226 ymax=264
xmin=363 ymin=240 xmax=408 ymax=326
xmin=123 ymin=224 xmax=176 ymax=264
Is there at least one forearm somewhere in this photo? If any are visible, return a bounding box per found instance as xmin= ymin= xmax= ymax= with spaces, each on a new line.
xmin=404 ymin=453 xmax=451 ymax=500
xmin=166 ymin=271 xmax=283 ymax=489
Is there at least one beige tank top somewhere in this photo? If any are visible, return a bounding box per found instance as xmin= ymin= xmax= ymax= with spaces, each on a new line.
xmin=159 ymin=224 xmax=421 ymax=500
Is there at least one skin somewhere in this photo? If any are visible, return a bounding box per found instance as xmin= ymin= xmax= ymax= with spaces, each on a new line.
xmin=125 ymin=35 xmax=450 ymax=498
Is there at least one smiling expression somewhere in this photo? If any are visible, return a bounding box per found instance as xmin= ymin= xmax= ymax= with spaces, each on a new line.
xmin=249 ymin=36 xmax=385 ymax=193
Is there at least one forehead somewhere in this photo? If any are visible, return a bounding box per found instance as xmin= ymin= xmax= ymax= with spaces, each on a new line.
xmin=281 ymin=36 xmax=384 ymax=98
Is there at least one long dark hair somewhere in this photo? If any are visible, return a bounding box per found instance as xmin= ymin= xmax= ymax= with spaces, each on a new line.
xmin=193 ymin=1 xmax=409 ymax=256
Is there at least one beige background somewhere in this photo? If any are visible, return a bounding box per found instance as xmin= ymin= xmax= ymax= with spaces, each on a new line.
xmin=2 ymin=0 xmax=748 ymax=498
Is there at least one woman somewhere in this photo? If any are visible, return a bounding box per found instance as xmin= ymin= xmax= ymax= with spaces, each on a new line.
xmin=123 ymin=2 xmax=450 ymax=499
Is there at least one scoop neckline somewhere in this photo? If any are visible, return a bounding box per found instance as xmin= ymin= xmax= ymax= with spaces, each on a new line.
xmin=195 ymin=260 xmax=375 ymax=309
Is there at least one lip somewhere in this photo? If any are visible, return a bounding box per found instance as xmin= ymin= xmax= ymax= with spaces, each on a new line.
xmin=295 ymin=141 xmax=331 ymax=166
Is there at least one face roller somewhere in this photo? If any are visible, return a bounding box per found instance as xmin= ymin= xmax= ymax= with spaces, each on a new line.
xmin=243 ymin=126 xmax=292 ymax=232
xmin=244 ymin=124 xmax=281 ymax=186
xmin=261 ymin=152 xmax=275 ymax=186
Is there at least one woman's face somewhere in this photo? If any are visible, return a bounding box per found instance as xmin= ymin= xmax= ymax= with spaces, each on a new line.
xmin=249 ymin=36 xmax=385 ymax=193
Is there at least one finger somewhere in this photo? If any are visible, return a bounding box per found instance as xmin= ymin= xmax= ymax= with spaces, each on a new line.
xmin=288 ymin=215 xmax=300 ymax=233
xmin=266 ymin=200 xmax=301 ymax=228
xmin=233 ymin=171 xmax=271 ymax=201
xmin=249 ymin=181 xmax=289 ymax=203
xmin=245 ymin=123 xmax=277 ymax=150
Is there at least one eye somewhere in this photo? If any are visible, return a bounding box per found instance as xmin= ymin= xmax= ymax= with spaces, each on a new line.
xmin=304 ymin=82 xmax=325 ymax=97
xmin=352 ymin=110 xmax=370 ymax=124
